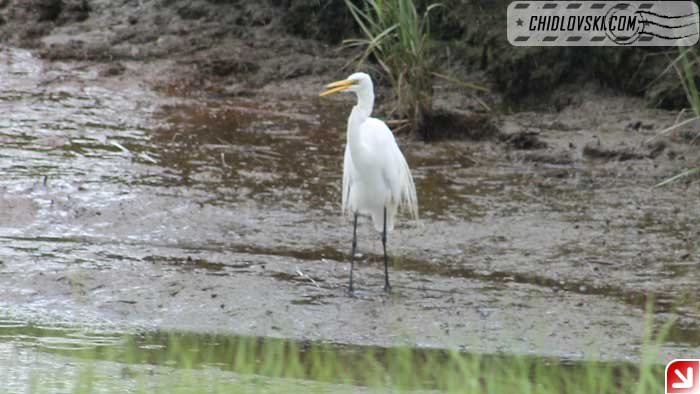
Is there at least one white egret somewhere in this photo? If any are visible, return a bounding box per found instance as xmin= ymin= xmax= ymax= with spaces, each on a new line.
xmin=320 ymin=72 xmax=418 ymax=293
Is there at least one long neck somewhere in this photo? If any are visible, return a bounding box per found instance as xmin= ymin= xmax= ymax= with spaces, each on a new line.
xmin=347 ymin=87 xmax=374 ymax=139
xmin=355 ymin=87 xmax=374 ymax=117
xmin=347 ymin=89 xmax=374 ymax=167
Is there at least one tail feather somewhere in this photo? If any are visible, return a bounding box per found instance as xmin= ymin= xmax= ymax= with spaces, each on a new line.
xmin=399 ymin=154 xmax=419 ymax=223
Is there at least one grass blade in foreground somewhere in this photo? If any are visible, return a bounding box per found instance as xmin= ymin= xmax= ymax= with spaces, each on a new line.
xmin=3 ymin=324 xmax=670 ymax=394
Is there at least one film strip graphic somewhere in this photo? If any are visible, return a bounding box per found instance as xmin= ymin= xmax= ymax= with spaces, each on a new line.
xmin=507 ymin=1 xmax=699 ymax=46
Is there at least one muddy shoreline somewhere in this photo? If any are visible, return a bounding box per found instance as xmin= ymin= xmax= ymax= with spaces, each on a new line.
xmin=1 ymin=0 xmax=699 ymax=368
xmin=2 ymin=43 xmax=700 ymax=365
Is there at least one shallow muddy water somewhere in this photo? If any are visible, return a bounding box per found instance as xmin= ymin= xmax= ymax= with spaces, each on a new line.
xmin=0 ymin=317 xmax=653 ymax=393
xmin=0 ymin=47 xmax=699 ymax=387
xmin=0 ymin=318 xmax=381 ymax=393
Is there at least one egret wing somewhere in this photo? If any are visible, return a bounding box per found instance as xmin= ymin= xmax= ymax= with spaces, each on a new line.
xmin=364 ymin=118 xmax=419 ymax=222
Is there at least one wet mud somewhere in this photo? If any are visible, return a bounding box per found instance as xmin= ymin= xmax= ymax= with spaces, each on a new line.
xmin=1 ymin=46 xmax=699 ymax=379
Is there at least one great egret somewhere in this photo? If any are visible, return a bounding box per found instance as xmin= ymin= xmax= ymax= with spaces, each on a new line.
xmin=320 ymin=72 xmax=419 ymax=293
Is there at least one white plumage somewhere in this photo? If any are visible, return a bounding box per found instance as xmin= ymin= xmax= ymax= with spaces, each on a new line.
xmin=341 ymin=117 xmax=419 ymax=231
xmin=320 ymin=72 xmax=418 ymax=292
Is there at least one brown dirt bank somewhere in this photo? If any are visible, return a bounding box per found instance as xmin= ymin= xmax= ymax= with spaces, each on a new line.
xmin=0 ymin=0 xmax=346 ymax=97
xmin=0 ymin=0 xmax=694 ymax=111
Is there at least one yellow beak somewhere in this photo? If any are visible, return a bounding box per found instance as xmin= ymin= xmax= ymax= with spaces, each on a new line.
xmin=319 ymin=79 xmax=357 ymax=97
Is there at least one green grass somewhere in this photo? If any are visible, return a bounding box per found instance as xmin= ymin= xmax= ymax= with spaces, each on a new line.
xmin=656 ymin=47 xmax=700 ymax=187
xmin=343 ymin=0 xmax=487 ymax=135
xmin=344 ymin=0 xmax=439 ymax=134
xmin=12 ymin=308 xmax=673 ymax=394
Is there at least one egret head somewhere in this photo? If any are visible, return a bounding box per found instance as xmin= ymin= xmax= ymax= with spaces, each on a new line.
xmin=319 ymin=72 xmax=373 ymax=97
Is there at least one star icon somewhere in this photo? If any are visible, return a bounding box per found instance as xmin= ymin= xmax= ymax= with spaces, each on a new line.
xmin=516 ymin=18 xmax=524 ymax=27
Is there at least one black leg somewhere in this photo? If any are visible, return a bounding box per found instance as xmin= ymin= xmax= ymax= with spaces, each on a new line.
xmin=349 ymin=212 xmax=358 ymax=294
xmin=383 ymin=206 xmax=391 ymax=292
